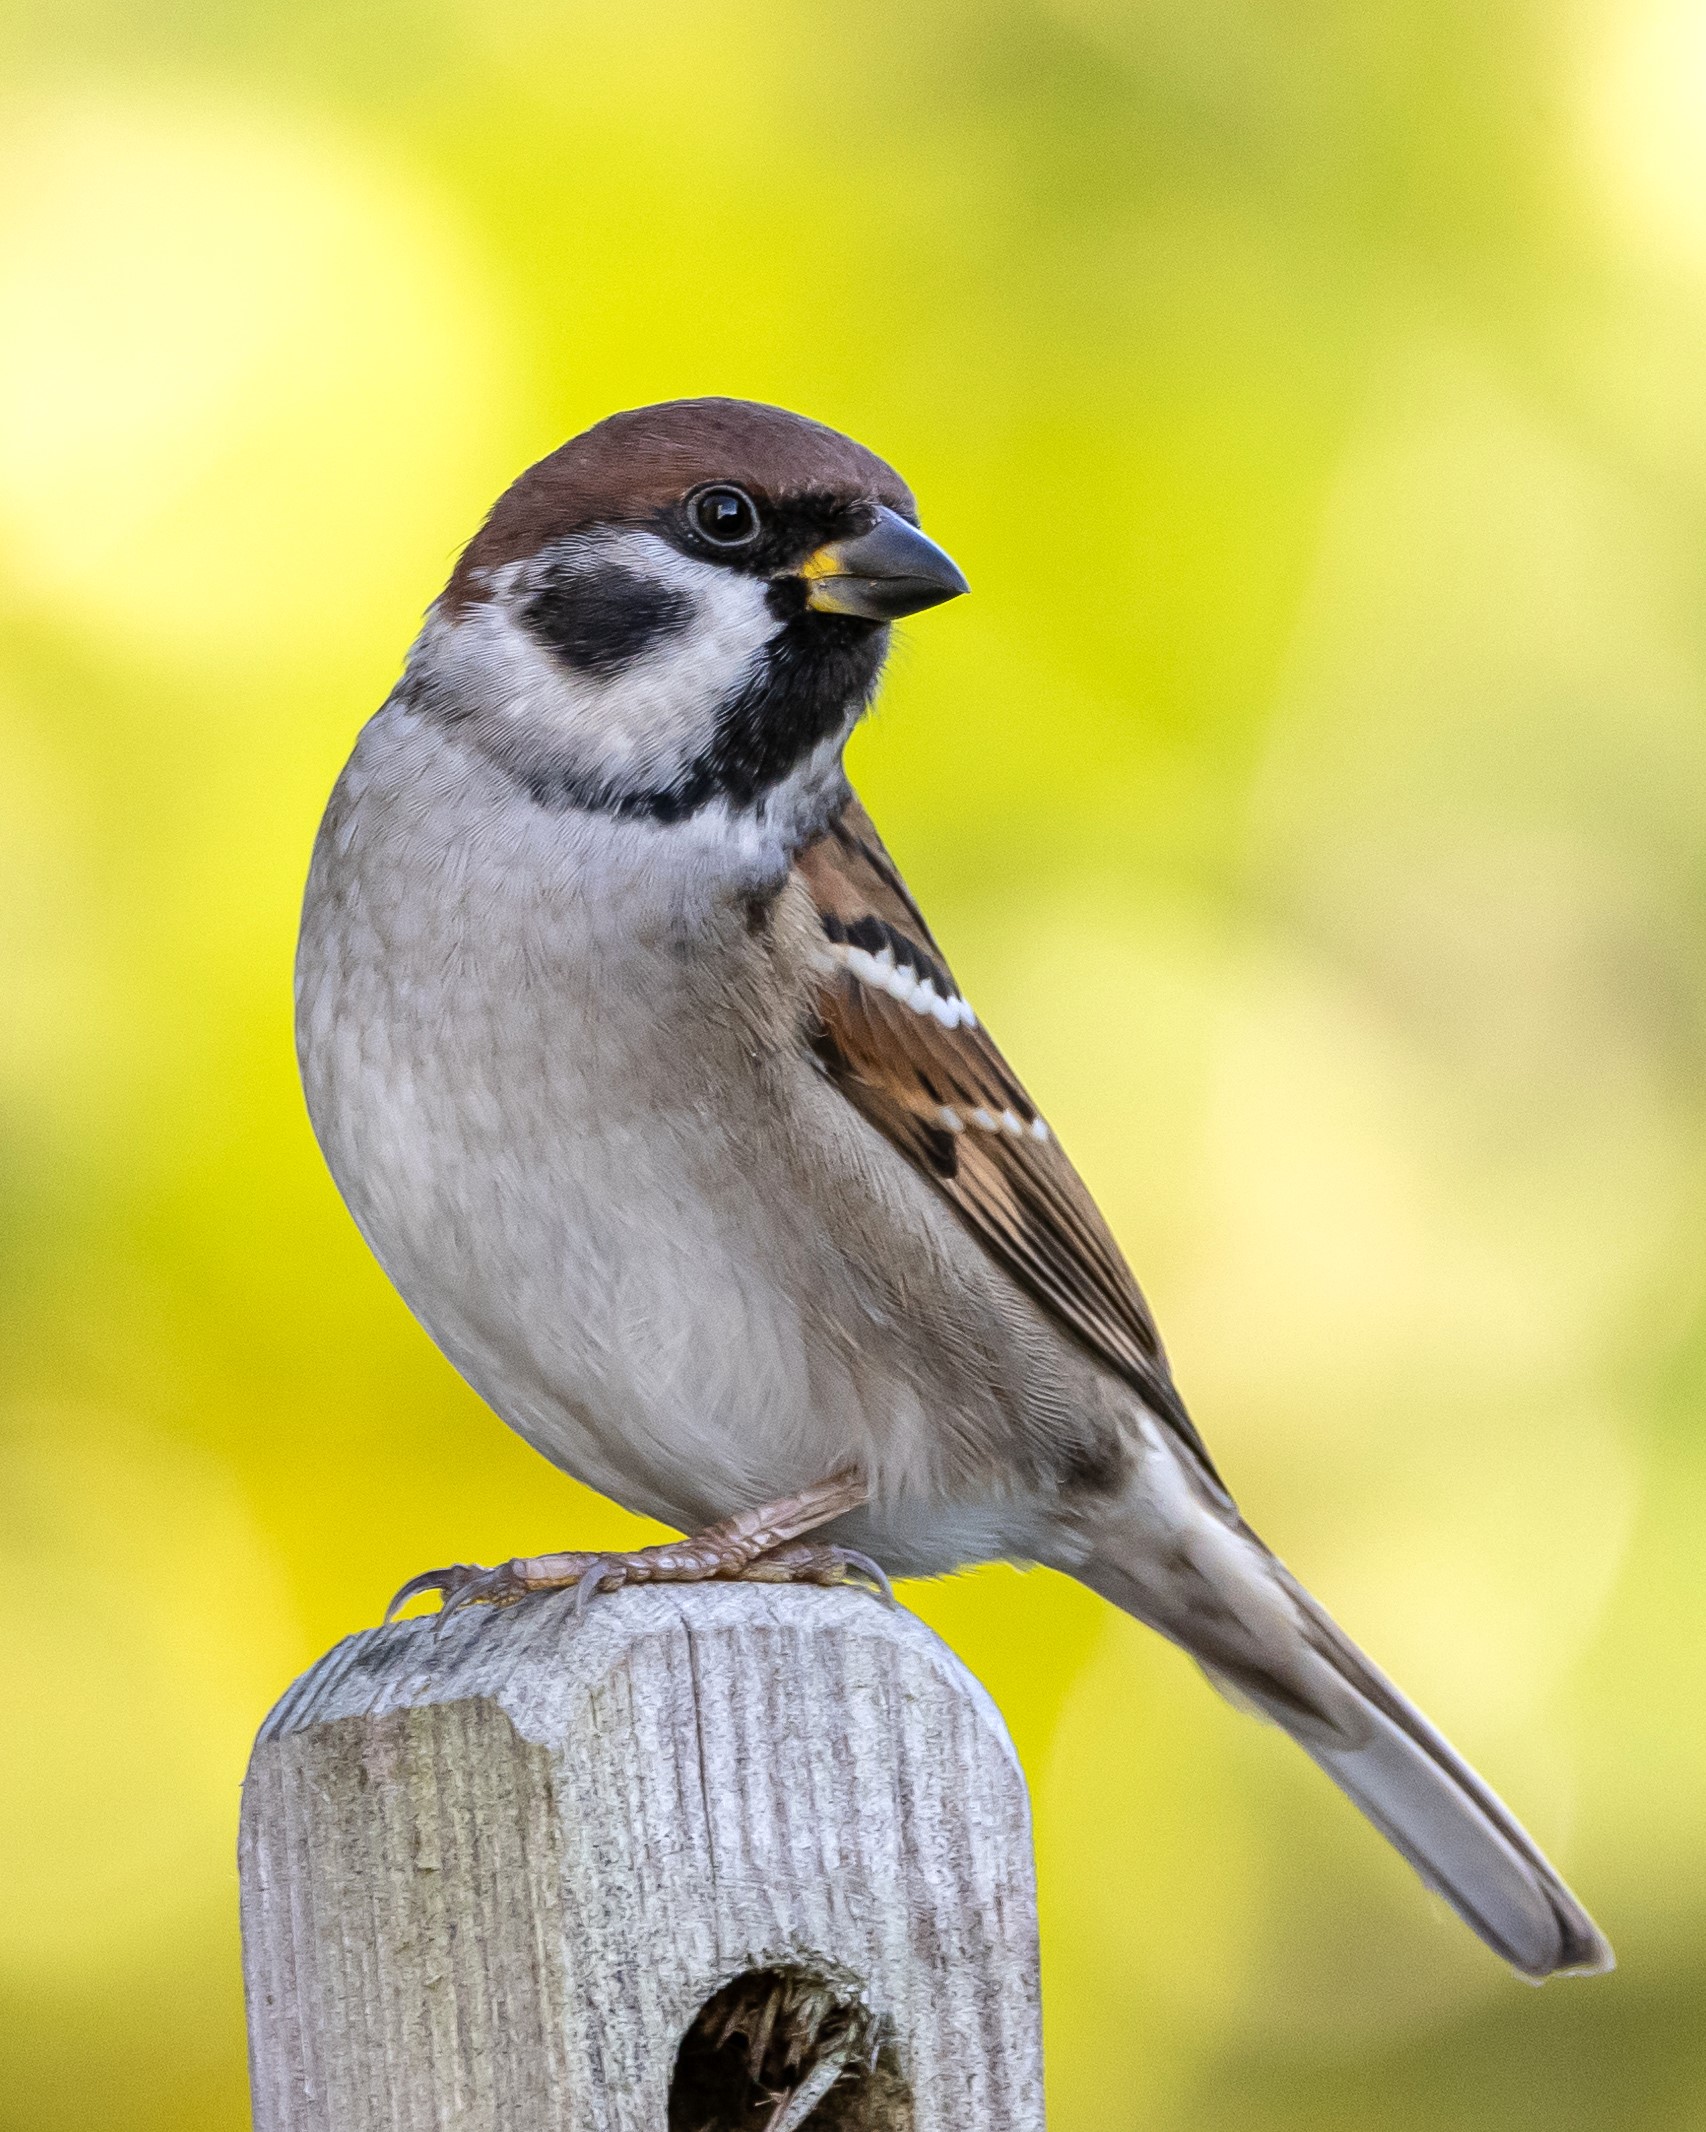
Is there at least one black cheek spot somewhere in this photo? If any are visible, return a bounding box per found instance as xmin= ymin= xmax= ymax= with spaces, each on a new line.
xmin=522 ymin=561 xmax=694 ymax=677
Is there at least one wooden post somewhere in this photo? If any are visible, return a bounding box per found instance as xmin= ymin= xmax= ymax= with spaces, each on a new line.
xmin=239 ymin=1582 xmax=1044 ymax=2131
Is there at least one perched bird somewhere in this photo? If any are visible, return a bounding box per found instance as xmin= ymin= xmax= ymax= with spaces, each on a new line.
xmin=297 ymin=397 xmax=1611 ymax=1982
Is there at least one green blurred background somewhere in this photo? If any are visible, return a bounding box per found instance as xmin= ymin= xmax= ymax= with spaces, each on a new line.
xmin=3 ymin=0 xmax=1705 ymax=2124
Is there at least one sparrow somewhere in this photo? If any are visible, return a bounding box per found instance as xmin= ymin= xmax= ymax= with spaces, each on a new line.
xmin=296 ymin=396 xmax=1612 ymax=1982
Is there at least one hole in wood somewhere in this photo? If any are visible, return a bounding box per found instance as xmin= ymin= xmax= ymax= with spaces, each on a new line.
xmin=668 ymin=1962 xmax=914 ymax=2131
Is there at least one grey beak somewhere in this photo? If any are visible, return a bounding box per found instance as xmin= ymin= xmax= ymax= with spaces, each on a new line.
xmin=800 ymin=505 xmax=969 ymax=620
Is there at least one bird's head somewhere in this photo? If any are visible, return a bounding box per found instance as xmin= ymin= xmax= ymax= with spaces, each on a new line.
xmin=409 ymin=398 xmax=966 ymax=837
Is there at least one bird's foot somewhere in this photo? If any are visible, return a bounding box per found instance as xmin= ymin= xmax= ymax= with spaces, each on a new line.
xmin=385 ymin=1469 xmax=887 ymax=1630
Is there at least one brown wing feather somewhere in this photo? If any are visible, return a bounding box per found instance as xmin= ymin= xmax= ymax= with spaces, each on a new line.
xmin=796 ymin=797 xmax=1223 ymax=1487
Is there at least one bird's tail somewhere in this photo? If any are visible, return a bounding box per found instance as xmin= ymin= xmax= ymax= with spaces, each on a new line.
xmin=1080 ymin=1508 xmax=1612 ymax=1981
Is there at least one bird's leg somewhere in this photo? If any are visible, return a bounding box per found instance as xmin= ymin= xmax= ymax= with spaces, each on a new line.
xmin=386 ymin=1468 xmax=890 ymax=1627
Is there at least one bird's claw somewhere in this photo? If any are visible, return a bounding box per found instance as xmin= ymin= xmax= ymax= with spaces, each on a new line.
xmin=383 ymin=1564 xmax=463 ymax=1625
xmin=384 ymin=1558 xmax=543 ymax=1631
xmin=573 ymin=1558 xmax=630 ymax=1614
xmin=839 ymin=1549 xmax=896 ymax=1604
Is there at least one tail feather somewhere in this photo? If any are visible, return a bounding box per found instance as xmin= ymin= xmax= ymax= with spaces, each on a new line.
xmin=1083 ymin=1517 xmax=1613 ymax=1981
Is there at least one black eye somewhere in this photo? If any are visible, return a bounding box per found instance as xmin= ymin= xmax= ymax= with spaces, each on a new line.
xmin=688 ymin=484 xmax=761 ymax=549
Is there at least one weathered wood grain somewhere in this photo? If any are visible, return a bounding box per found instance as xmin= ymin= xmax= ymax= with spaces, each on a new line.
xmin=239 ymin=1582 xmax=1044 ymax=2130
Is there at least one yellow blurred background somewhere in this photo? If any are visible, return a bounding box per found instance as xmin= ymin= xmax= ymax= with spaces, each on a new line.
xmin=3 ymin=1 xmax=1705 ymax=2125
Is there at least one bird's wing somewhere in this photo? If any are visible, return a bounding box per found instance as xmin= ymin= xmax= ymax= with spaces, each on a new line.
xmin=795 ymin=794 xmax=1224 ymax=1489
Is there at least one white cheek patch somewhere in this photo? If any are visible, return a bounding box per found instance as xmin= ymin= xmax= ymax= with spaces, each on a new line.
xmin=438 ymin=532 xmax=780 ymax=795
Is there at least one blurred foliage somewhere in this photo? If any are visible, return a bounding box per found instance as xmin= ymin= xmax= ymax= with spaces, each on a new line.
xmin=3 ymin=0 xmax=1706 ymax=2126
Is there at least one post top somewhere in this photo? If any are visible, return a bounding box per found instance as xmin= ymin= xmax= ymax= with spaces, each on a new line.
xmin=257 ymin=1581 xmax=1020 ymax=1775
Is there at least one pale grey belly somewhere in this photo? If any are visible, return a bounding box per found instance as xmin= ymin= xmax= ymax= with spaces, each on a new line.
xmin=299 ymin=1014 xmax=1077 ymax=1575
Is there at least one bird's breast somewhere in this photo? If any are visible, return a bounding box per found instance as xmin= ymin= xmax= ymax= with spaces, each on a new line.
xmin=294 ymin=707 xmax=882 ymax=1524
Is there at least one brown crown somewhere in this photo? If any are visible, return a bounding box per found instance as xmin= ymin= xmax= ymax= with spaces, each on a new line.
xmin=445 ymin=398 xmax=916 ymax=605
